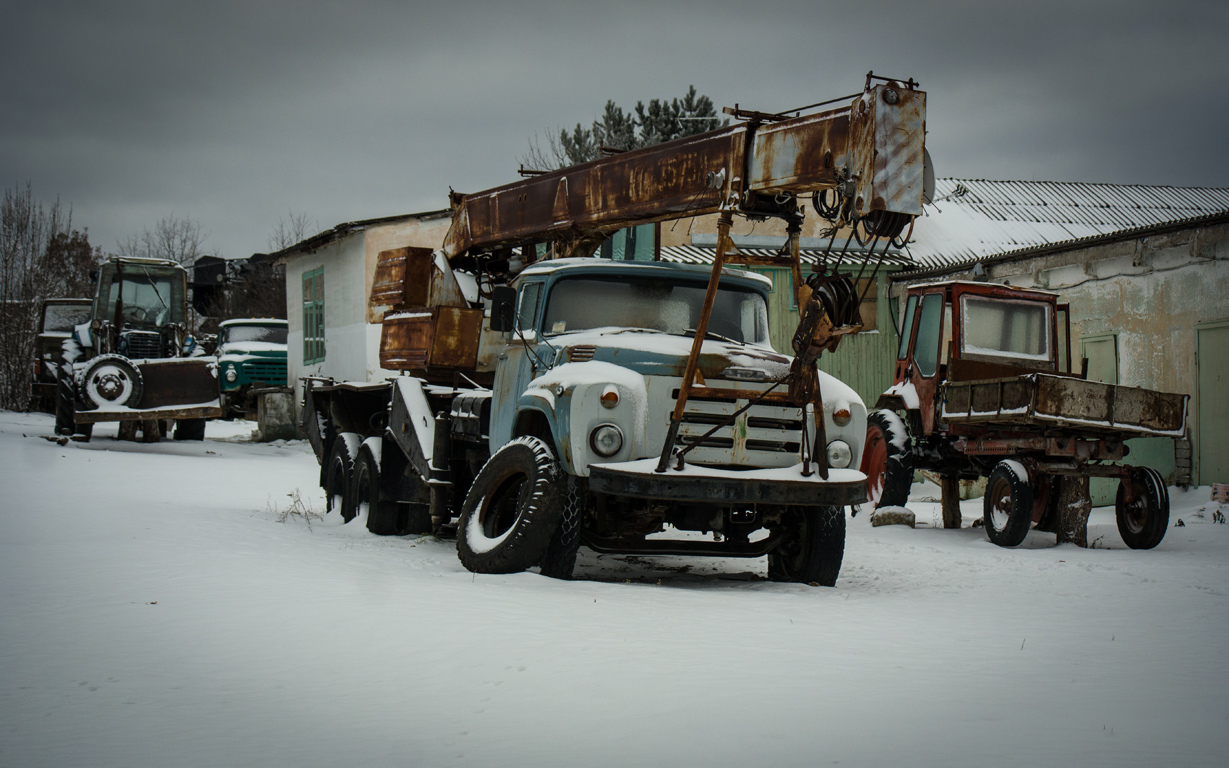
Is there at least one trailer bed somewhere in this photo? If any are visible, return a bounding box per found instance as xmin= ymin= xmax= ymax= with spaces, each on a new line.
xmin=940 ymin=373 xmax=1187 ymax=438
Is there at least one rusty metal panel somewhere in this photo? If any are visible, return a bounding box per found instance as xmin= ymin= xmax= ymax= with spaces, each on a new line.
xmin=370 ymin=247 xmax=436 ymax=309
xmin=430 ymin=307 xmax=484 ymax=369
xmin=443 ymin=126 xmax=747 ymax=259
xmin=845 ymin=85 xmax=927 ymax=218
xmin=134 ymin=358 xmax=221 ymax=409
xmin=747 ymin=106 xmax=849 ymax=195
xmin=379 ymin=309 xmax=433 ymax=370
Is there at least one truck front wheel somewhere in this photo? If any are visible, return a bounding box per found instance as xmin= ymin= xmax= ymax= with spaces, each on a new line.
xmin=768 ymin=506 xmax=846 ymax=586
xmin=860 ymin=410 xmax=912 ymax=511
xmin=457 ymin=436 xmax=565 ymax=575
xmin=984 ymin=461 xmax=1033 ymax=547
xmin=1116 ymin=467 xmax=1169 ymax=550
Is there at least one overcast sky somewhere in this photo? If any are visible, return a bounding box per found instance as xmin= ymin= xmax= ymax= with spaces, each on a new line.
xmin=3 ymin=0 xmax=1226 ymax=260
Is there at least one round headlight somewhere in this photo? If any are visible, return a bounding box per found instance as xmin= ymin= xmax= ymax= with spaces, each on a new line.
xmin=826 ymin=439 xmax=852 ymax=469
xmin=590 ymin=424 xmax=623 ymax=457
xmin=224 ymin=367 xmax=238 ymax=383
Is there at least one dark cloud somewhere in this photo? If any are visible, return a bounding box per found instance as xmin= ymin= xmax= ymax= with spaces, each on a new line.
xmin=2 ymin=0 xmax=1225 ymax=259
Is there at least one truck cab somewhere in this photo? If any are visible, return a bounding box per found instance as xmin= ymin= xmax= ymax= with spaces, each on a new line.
xmin=216 ymin=318 xmax=288 ymax=418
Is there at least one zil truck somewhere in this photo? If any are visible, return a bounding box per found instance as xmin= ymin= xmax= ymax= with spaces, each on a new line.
xmin=54 ymin=257 xmax=222 ymax=442
xmin=303 ymin=74 xmax=929 ymax=584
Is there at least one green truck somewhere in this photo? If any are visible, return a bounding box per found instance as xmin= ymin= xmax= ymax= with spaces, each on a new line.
xmin=216 ymin=318 xmax=288 ymax=418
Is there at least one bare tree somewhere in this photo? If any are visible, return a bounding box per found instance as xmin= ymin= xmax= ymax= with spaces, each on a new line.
xmin=0 ymin=183 xmax=102 ymax=410
xmin=118 ymin=214 xmax=206 ymax=265
xmin=267 ymin=210 xmax=315 ymax=253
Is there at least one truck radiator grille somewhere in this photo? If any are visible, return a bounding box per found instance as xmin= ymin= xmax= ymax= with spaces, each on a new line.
xmin=671 ymin=389 xmax=804 ymax=467
xmin=241 ymin=360 xmax=287 ymax=385
xmin=567 ymin=345 xmax=596 ymax=362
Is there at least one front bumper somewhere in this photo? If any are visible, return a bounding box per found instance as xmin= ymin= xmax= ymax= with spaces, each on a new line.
xmin=588 ymin=458 xmax=867 ymax=506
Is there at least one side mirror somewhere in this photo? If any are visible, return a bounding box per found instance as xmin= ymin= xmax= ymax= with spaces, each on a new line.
xmin=490 ymin=286 xmax=517 ymax=332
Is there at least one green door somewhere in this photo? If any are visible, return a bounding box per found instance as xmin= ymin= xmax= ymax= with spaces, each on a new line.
xmin=1197 ymin=322 xmax=1229 ymax=485
xmin=1081 ymin=335 xmax=1119 ymax=504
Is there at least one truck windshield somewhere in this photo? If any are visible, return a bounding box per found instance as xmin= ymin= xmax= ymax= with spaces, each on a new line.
xmin=960 ymin=295 xmax=1051 ymax=362
xmin=221 ymin=325 xmax=288 ymax=345
xmin=540 ymin=276 xmax=770 ymax=345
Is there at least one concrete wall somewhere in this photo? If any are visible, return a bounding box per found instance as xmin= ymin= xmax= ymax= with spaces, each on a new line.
xmin=893 ymin=220 xmax=1229 ymax=491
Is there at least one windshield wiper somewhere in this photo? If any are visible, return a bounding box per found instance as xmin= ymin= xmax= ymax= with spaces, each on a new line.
xmin=137 ymin=265 xmax=170 ymax=311
xmin=684 ymin=328 xmax=743 ymax=346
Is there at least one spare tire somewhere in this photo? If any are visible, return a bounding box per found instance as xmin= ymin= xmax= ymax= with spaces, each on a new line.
xmin=457 ymin=436 xmax=565 ymax=575
xmin=80 ymin=354 xmax=143 ymax=410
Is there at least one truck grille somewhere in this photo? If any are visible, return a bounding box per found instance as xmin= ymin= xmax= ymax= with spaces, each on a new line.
xmin=671 ymin=388 xmax=804 ymax=468
xmin=567 ymin=345 xmax=596 ymax=362
xmin=241 ymin=359 xmax=287 ymax=386
xmin=121 ymin=331 xmax=162 ymax=359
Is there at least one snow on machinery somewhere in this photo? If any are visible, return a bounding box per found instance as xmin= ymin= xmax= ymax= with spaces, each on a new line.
xmin=54 ymin=257 xmax=222 ymax=442
xmin=860 ymin=280 xmax=1188 ymax=548
xmin=304 ymin=73 xmax=929 ymax=583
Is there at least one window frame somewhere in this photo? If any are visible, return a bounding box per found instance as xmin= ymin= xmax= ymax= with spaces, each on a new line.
xmin=302 ymin=267 xmax=325 ymax=365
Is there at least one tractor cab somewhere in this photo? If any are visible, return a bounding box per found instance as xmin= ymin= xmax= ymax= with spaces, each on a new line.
xmin=885 ymin=281 xmax=1071 ymax=435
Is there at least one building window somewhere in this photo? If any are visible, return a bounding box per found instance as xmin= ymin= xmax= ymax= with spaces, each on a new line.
xmin=303 ymin=267 xmax=325 ymax=364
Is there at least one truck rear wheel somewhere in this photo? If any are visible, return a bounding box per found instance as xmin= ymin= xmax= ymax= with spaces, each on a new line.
xmin=325 ymin=432 xmax=361 ymax=520
xmin=1116 ymin=467 xmax=1169 ymax=550
xmin=984 ymin=461 xmax=1033 ymax=547
xmin=860 ymin=410 xmax=912 ymax=510
xmin=457 ymin=436 xmax=565 ymax=575
xmin=768 ymin=506 xmax=845 ymax=586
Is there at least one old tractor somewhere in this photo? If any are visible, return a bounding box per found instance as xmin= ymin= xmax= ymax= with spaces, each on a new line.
xmin=55 ymin=257 xmax=222 ymax=442
xmin=861 ymin=280 xmax=1188 ymax=548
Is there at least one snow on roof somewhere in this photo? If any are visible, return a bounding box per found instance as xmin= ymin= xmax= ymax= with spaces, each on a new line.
xmin=659 ymin=245 xmax=912 ymax=268
xmin=905 ymin=178 xmax=1229 ymax=273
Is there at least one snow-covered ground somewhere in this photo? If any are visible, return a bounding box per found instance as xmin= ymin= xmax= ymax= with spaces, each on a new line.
xmin=1 ymin=410 xmax=1226 ymax=768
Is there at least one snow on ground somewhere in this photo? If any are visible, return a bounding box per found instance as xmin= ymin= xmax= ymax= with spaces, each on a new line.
xmin=1 ymin=410 xmax=1226 ymax=768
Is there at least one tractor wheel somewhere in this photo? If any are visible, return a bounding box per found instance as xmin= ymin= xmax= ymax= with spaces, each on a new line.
xmin=860 ymin=410 xmax=913 ymax=510
xmin=54 ymin=340 xmax=86 ymax=439
xmin=80 ymin=354 xmax=143 ymax=410
xmin=1116 ymin=467 xmax=1169 ymax=550
xmin=768 ymin=506 xmax=846 ymax=586
xmin=457 ymin=436 xmax=566 ymax=575
xmin=984 ymin=460 xmax=1033 ymax=547
xmin=325 ymin=432 xmax=361 ymax=520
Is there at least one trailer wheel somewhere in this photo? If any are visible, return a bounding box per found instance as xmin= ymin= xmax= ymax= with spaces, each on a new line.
xmin=538 ymin=476 xmax=584 ymax=580
xmin=860 ymin=410 xmax=912 ymax=510
xmin=457 ymin=436 xmax=565 ymax=575
xmin=325 ymin=432 xmax=361 ymax=520
xmin=768 ymin=506 xmax=846 ymax=586
xmin=173 ymin=419 xmax=206 ymax=441
xmin=984 ymin=461 xmax=1033 ymax=547
xmin=1116 ymin=467 xmax=1169 ymax=550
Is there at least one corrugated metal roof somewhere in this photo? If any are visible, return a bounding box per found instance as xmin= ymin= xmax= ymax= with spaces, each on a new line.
xmin=659 ymin=245 xmax=911 ymax=268
xmin=906 ymin=179 xmax=1229 ymax=271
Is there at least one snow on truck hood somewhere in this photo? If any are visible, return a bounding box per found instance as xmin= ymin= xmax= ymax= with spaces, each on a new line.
xmin=551 ymin=328 xmax=788 ymax=380
xmin=549 ymin=327 xmax=862 ymax=405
